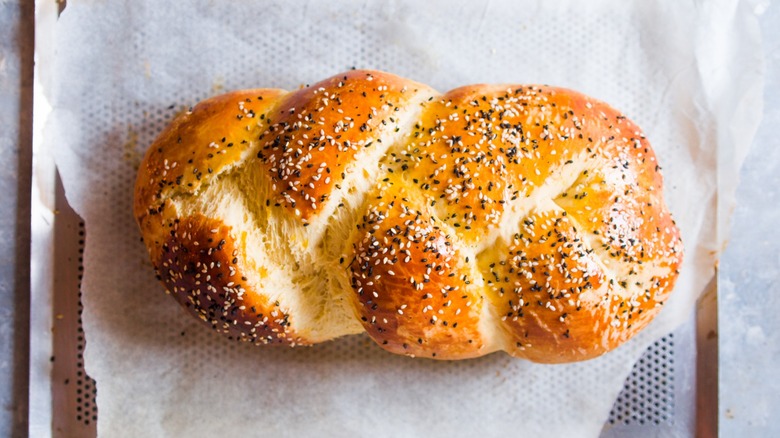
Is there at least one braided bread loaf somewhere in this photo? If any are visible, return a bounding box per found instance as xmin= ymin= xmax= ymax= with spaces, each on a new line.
xmin=134 ymin=70 xmax=683 ymax=362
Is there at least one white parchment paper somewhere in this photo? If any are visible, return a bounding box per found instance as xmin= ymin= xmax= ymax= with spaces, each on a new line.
xmin=44 ymin=0 xmax=763 ymax=436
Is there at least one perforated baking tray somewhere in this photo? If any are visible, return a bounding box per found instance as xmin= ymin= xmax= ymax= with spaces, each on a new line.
xmin=29 ymin=1 xmax=717 ymax=436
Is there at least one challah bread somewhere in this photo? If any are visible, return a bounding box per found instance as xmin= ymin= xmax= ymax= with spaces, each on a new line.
xmin=134 ymin=70 xmax=683 ymax=362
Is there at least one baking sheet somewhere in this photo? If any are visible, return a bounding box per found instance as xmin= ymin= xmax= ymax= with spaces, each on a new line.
xmin=39 ymin=0 xmax=763 ymax=436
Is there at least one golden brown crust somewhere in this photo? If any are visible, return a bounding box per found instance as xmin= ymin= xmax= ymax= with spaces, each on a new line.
xmin=483 ymin=209 xmax=631 ymax=363
xmin=134 ymin=89 xmax=285 ymax=217
xmin=134 ymin=89 xmax=285 ymax=260
xmin=158 ymin=215 xmax=303 ymax=345
xmin=134 ymin=70 xmax=683 ymax=362
xmin=255 ymin=70 xmax=430 ymax=222
xmin=373 ymin=84 xmax=682 ymax=361
xmin=349 ymin=182 xmax=488 ymax=359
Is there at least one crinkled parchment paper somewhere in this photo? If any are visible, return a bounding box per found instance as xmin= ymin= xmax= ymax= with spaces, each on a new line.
xmin=43 ymin=0 xmax=763 ymax=436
